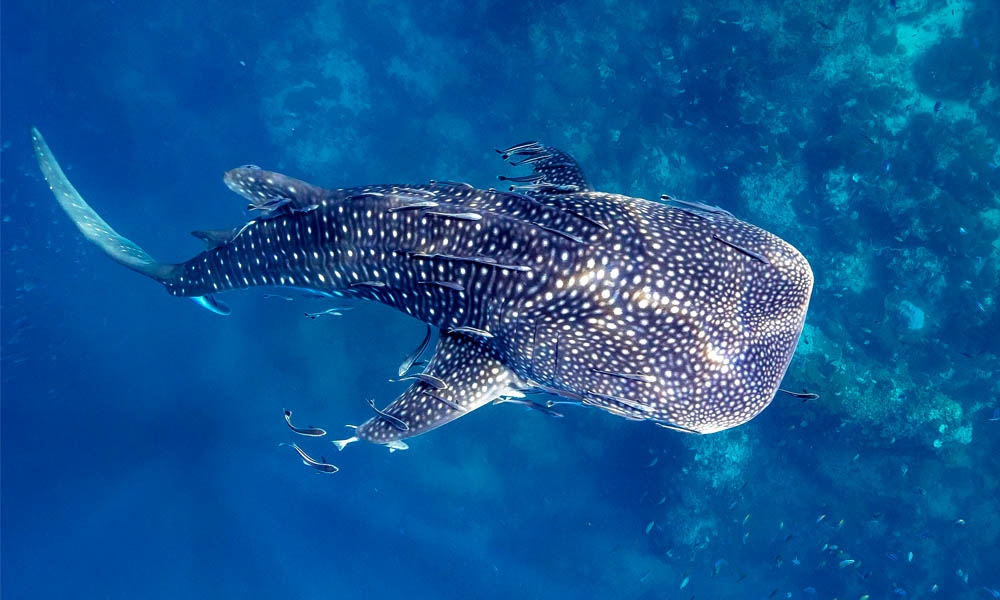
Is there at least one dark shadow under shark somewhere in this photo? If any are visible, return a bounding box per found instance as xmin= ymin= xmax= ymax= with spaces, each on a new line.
xmin=33 ymin=129 xmax=813 ymax=449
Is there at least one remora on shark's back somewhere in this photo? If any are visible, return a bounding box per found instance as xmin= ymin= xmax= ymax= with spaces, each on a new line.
xmin=33 ymin=130 xmax=812 ymax=448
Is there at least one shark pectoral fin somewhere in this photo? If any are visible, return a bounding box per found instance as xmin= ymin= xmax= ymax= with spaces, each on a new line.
xmin=191 ymin=295 xmax=231 ymax=316
xmin=31 ymin=128 xmax=177 ymax=283
xmin=355 ymin=330 xmax=525 ymax=445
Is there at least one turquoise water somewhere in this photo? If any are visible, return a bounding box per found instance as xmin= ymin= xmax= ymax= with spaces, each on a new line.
xmin=2 ymin=1 xmax=998 ymax=598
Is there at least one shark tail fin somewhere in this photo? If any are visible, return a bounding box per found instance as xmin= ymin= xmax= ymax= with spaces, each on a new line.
xmin=31 ymin=128 xmax=227 ymax=316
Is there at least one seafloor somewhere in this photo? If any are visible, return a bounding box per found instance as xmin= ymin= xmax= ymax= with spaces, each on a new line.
xmin=1 ymin=1 xmax=998 ymax=599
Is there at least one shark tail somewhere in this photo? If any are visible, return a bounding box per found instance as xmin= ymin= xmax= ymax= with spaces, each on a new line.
xmin=32 ymin=127 xmax=230 ymax=315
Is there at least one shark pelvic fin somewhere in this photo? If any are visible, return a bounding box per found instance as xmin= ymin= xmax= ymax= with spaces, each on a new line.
xmin=191 ymin=295 xmax=232 ymax=315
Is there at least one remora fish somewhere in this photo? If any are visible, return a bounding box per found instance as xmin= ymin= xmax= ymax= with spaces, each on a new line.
xmin=34 ymin=131 xmax=813 ymax=450
xmin=283 ymin=409 xmax=327 ymax=437
xmin=279 ymin=443 xmax=338 ymax=474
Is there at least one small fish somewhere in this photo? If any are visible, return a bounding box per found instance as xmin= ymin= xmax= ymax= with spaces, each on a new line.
xmin=290 ymin=203 xmax=319 ymax=214
xmin=422 ymin=210 xmax=483 ymax=221
xmin=989 ymin=408 xmax=1000 ymax=422
xmin=816 ymin=514 xmax=827 ymax=524
xmin=981 ymin=587 xmax=1000 ymax=599
xmin=386 ymin=200 xmax=439 ymax=212
xmin=528 ymin=402 xmax=568 ymax=418
xmin=713 ymin=559 xmax=728 ymax=576
xmin=907 ymin=551 xmax=913 ymax=562
xmin=645 ymin=521 xmax=655 ymax=535
xmin=395 ymin=372 xmax=448 ymax=390
xmin=283 ymin=409 xmax=327 ymax=437
xmin=839 ymin=559 xmax=856 ymax=568
xmin=398 ymin=324 xmax=432 ymax=376
xmin=418 ymin=280 xmax=465 ymax=292
xmin=647 ymin=456 xmax=659 ymax=467
xmin=495 ymin=397 xmax=564 ymax=418
xmin=279 ymin=442 xmax=338 ymax=473
xmin=304 ymin=307 xmax=351 ymax=319
xmin=955 ymin=518 xmax=966 ymax=526
xmin=591 ymin=367 xmax=657 ymax=383
xmin=448 ymin=325 xmax=495 ymax=339
xmin=743 ymin=513 xmax=751 ymax=527
xmin=779 ymin=388 xmax=819 ymax=400
xmin=367 ymin=398 xmax=409 ymax=431
xmin=679 ymin=573 xmax=690 ymax=590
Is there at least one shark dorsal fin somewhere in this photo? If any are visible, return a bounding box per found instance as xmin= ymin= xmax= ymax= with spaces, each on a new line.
xmin=496 ymin=141 xmax=593 ymax=195
xmin=223 ymin=166 xmax=326 ymax=216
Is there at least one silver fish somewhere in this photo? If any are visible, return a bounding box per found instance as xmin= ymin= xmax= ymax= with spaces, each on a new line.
xmin=283 ymin=409 xmax=326 ymax=437
xmin=398 ymin=325 xmax=432 ymax=377
xmin=279 ymin=442 xmax=338 ymax=473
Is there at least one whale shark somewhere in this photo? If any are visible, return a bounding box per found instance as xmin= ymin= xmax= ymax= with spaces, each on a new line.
xmin=33 ymin=129 xmax=812 ymax=448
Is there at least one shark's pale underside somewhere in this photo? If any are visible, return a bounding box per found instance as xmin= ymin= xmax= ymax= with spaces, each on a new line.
xmin=33 ymin=129 xmax=812 ymax=447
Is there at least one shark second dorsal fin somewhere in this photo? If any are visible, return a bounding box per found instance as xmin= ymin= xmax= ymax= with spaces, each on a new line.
xmin=356 ymin=330 xmax=528 ymax=445
xmin=191 ymin=228 xmax=236 ymax=250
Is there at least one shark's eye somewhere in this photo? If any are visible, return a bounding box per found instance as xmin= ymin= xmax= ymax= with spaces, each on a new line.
xmin=241 ymin=164 xmax=262 ymax=170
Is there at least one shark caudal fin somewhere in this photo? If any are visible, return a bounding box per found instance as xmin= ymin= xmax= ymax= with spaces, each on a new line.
xmin=32 ymin=128 xmax=229 ymax=315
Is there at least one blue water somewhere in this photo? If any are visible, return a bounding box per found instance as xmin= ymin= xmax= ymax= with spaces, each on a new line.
xmin=3 ymin=1 xmax=999 ymax=599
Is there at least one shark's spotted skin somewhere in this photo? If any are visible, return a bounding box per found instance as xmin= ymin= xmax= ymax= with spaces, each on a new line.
xmin=34 ymin=129 xmax=813 ymax=448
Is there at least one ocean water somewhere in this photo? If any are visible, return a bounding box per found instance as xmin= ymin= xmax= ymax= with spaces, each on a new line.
xmin=2 ymin=1 xmax=998 ymax=599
